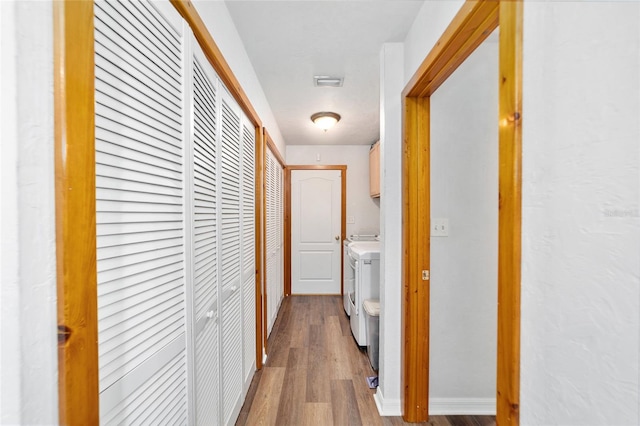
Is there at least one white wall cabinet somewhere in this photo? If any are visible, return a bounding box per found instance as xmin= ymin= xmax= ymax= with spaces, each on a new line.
xmin=95 ymin=1 xmax=256 ymax=424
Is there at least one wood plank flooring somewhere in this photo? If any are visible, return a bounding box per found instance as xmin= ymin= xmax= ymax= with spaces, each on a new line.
xmin=236 ymin=296 xmax=495 ymax=426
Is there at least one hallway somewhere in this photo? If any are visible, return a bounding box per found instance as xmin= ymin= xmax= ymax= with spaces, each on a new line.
xmin=235 ymin=296 xmax=496 ymax=426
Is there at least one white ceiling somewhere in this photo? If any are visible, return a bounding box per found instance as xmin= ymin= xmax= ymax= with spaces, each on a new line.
xmin=225 ymin=0 xmax=425 ymax=146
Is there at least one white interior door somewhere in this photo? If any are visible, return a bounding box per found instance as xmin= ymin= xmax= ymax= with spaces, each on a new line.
xmin=291 ymin=169 xmax=342 ymax=294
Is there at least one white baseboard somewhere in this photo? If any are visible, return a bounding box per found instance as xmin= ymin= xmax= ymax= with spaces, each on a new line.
xmin=373 ymin=388 xmax=402 ymax=416
xmin=429 ymin=398 xmax=496 ymax=415
xmin=373 ymin=394 xmax=495 ymax=417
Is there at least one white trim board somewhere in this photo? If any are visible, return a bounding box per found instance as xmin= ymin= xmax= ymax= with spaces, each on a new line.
xmin=429 ymin=398 xmax=496 ymax=415
xmin=374 ymin=392 xmax=495 ymax=417
xmin=374 ymin=388 xmax=402 ymax=416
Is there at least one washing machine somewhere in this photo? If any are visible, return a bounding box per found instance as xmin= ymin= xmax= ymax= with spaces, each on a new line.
xmin=347 ymin=241 xmax=380 ymax=346
xmin=343 ymin=235 xmax=378 ymax=316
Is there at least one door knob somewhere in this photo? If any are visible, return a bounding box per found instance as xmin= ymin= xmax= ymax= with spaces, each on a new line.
xmin=335 ymin=235 xmax=340 ymax=241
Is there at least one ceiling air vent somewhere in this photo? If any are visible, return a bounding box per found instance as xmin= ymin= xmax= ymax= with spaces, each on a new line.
xmin=314 ymin=75 xmax=343 ymax=87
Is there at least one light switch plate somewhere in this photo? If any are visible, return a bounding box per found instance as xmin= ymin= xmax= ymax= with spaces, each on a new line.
xmin=431 ymin=218 xmax=449 ymax=237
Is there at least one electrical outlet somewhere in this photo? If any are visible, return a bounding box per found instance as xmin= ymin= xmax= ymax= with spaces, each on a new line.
xmin=431 ymin=218 xmax=449 ymax=237
xmin=347 ymin=216 xmax=355 ymax=224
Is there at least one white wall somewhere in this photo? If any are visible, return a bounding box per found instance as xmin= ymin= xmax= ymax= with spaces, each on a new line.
xmin=375 ymin=0 xmax=468 ymax=415
xmin=193 ymin=0 xmax=286 ymax=156
xmin=521 ymin=2 xmax=640 ymax=424
xmin=286 ymin=145 xmax=380 ymax=237
xmin=0 ymin=1 xmax=58 ymax=424
xmin=429 ymin=36 xmax=498 ymax=412
xmin=398 ymin=0 xmax=640 ymax=423
xmin=375 ymin=42 xmax=404 ymax=416
xmin=403 ymin=0 xmax=464 ymax=85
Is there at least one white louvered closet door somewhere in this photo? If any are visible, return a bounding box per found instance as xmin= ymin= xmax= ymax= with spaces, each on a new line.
xmin=219 ymin=90 xmax=244 ymax=425
xmin=265 ymin=149 xmax=284 ymax=334
xmin=94 ymin=1 xmax=188 ymax=424
xmin=190 ymin=38 xmax=220 ymax=425
xmin=276 ymin=159 xmax=284 ymax=309
xmin=265 ymin=152 xmax=275 ymax=333
xmin=241 ymin=121 xmax=256 ymax=387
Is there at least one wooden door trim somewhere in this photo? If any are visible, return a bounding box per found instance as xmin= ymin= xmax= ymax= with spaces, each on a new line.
xmin=284 ymin=165 xmax=347 ymax=296
xmin=402 ymin=95 xmax=431 ymax=422
xmin=54 ymin=1 xmax=99 ymax=424
xmin=254 ymin=127 xmax=265 ymax=370
xmin=401 ymin=0 xmax=522 ymax=423
xmin=260 ymin=129 xmax=268 ymax=359
xmin=496 ymin=2 xmax=523 ymax=422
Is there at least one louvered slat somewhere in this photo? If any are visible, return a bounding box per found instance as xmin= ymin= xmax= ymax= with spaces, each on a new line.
xmin=277 ymin=164 xmax=284 ymax=310
xmin=265 ymin=148 xmax=284 ymax=335
xmin=191 ymin=52 xmax=220 ymax=426
xmin=95 ymin=41 xmax=181 ymax=112
xmin=220 ymin=99 xmax=241 ymax=294
xmin=195 ymin=319 xmax=218 ymax=425
xmin=240 ymin=121 xmax=256 ymax=385
xmin=265 ymin=151 xmax=275 ymax=333
xmin=192 ymin=56 xmax=218 ymax=320
xmin=241 ymin=123 xmax=255 ymax=279
xmin=221 ymin=290 xmax=242 ymax=424
xmin=265 ymin=154 xmax=273 ymax=255
xmin=96 ymin=1 xmax=181 ymax=92
xmin=219 ymin=94 xmax=243 ymax=424
xmin=265 ymin=153 xmax=273 ymax=333
xmin=95 ymin=2 xmax=187 ymax=424
xmin=276 ymin=163 xmax=283 ymax=249
xmin=270 ymin=155 xmax=277 ymax=255
xmin=101 ymin=347 xmax=187 ymax=425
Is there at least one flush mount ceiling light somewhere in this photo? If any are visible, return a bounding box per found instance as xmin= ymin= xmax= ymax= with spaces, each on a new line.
xmin=313 ymin=75 xmax=344 ymax=87
xmin=311 ymin=112 xmax=341 ymax=131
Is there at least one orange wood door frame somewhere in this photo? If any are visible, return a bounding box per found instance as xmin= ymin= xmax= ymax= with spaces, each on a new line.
xmin=254 ymin=127 xmax=265 ymax=369
xmin=284 ymin=165 xmax=347 ymax=296
xmin=54 ymin=1 xmax=99 ymax=424
xmin=55 ymin=0 xmax=270 ymax=421
xmin=401 ymin=0 xmax=522 ymax=423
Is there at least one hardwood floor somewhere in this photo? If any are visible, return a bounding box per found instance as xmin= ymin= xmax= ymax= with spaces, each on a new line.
xmin=236 ymin=296 xmax=495 ymax=426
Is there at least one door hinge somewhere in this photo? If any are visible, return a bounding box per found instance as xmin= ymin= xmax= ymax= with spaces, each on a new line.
xmin=422 ymin=270 xmax=429 ymax=281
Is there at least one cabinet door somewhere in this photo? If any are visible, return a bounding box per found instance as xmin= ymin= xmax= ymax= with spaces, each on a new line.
xmin=265 ymin=149 xmax=284 ymax=335
xmin=219 ymin=92 xmax=244 ymax=425
xmin=191 ymin=41 xmax=220 ymax=426
xmin=369 ymin=142 xmax=381 ymax=197
xmin=241 ymin=120 xmax=256 ymax=388
xmin=94 ymin=1 xmax=188 ymax=423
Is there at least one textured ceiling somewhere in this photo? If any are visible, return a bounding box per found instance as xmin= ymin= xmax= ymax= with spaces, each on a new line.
xmin=225 ymin=0 xmax=425 ymax=145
